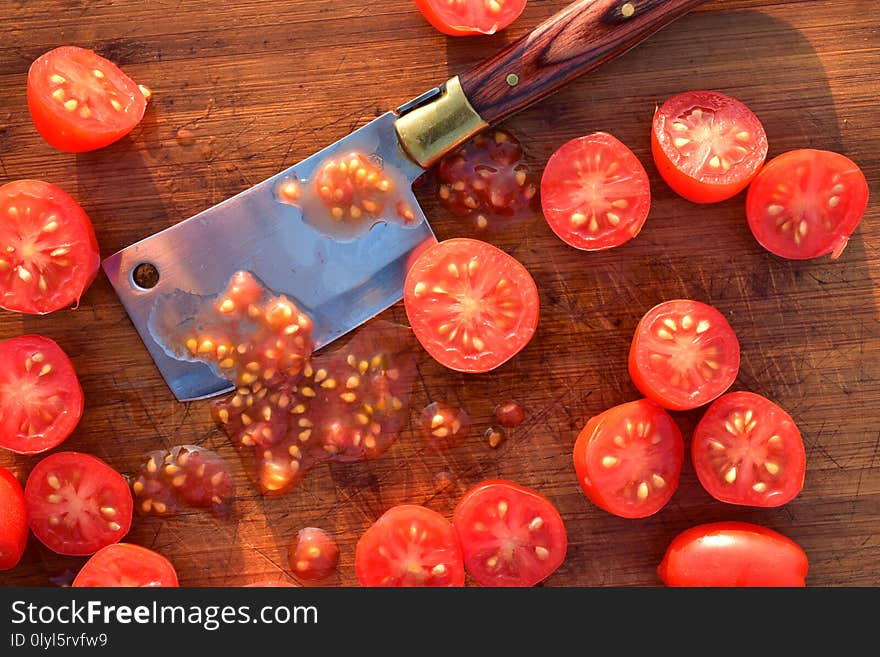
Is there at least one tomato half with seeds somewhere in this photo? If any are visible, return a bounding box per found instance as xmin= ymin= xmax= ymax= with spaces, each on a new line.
xmin=0 ymin=467 xmax=28 ymax=571
xmin=658 ymin=522 xmax=808 ymax=587
xmin=629 ymin=300 xmax=740 ymax=411
xmin=453 ymin=480 xmax=566 ymax=587
xmin=288 ymin=527 xmax=339 ymax=581
xmin=355 ymin=505 xmax=464 ymax=587
xmin=692 ymin=392 xmax=805 ymax=508
xmin=73 ymin=543 xmax=179 ymax=587
xmin=0 ymin=335 xmax=84 ymax=455
xmin=28 ymin=46 xmax=149 ymax=152
xmin=404 ymin=238 xmax=539 ymax=373
xmin=746 ymin=149 xmax=869 ymax=260
xmin=541 ymin=132 xmax=651 ymax=251
xmin=414 ymin=0 xmax=527 ymax=36
xmin=573 ymin=399 xmax=683 ymax=519
xmin=652 ymin=91 xmax=768 ymax=203
xmin=25 ymin=452 xmax=133 ymax=556
xmin=0 ymin=180 xmax=100 ymax=314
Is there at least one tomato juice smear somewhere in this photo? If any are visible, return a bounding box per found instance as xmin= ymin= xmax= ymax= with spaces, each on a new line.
xmin=275 ymin=148 xmax=418 ymax=241
xmin=151 ymin=271 xmax=417 ymax=495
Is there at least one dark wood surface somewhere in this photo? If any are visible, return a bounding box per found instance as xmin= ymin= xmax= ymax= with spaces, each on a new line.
xmin=0 ymin=0 xmax=877 ymax=587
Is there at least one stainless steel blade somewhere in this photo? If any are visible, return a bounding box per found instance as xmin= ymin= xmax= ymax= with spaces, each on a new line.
xmin=102 ymin=112 xmax=436 ymax=402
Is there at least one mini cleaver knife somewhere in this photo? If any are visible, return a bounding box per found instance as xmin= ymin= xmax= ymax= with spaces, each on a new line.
xmin=103 ymin=0 xmax=708 ymax=401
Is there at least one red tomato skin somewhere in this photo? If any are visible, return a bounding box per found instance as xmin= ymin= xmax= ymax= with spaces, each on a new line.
xmin=73 ymin=543 xmax=179 ymax=587
xmin=658 ymin=522 xmax=808 ymax=587
xmin=27 ymin=46 xmax=147 ymax=152
xmin=453 ymin=479 xmax=567 ymax=587
xmin=414 ymin=0 xmax=526 ymax=36
xmin=0 ymin=335 xmax=84 ymax=455
xmin=0 ymin=180 xmax=100 ymax=315
xmin=0 ymin=467 xmax=28 ymax=571
xmin=651 ymin=91 xmax=767 ymax=204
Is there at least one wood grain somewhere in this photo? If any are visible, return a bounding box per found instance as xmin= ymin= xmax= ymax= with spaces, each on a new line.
xmin=0 ymin=0 xmax=877 ymax=587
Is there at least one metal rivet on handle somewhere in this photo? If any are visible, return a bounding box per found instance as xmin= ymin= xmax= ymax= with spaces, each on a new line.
xmin=505 ymin=73 xmax=520 ymax=87
xmin=621 ymin=2 xmax=635 ymax=18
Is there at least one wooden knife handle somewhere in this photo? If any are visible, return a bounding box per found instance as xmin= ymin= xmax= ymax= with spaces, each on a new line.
xmin=459 ymin=0 xmax=709 ymax=125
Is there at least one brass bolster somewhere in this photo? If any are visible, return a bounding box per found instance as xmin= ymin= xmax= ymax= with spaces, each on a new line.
xmin=394 ymin=76 xmax=488 ymax=169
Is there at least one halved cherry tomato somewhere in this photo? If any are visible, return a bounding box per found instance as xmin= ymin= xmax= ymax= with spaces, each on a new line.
xmin=658 ymin=521 xmax=808 ymax=587
xmin=73 ymin=543 xmax=179 ymax=587
xmin=414 ymin=0 xmax=527 ymax=36
xmin=629 ymin=299 xmax=740 ymax=411
xmin=25 ymin=452 xmax=133 ymax=556
xmin=652 ymin=90 xmax=768 ymax=203
xmin=0 ymin=180 xmax=100 ymax=314
xmin=541 ymin=132 xmax=651 ymax=251
xmin=746 ymin=149 xmax=869 ymax=260
xmin=355 ymin=505 xmax=465 ymax=586
xmin=453 ymin=480 xmax=567 ymax=587
xmin=0 ymin=467 xmax=28 ymax=571
xmin=692 ymin=392 xmax=805 ymax=507
xmin=404 ymin=238 xmax=539 ymax=373
xmin=573 ymin=399 xmax=683 ymax=519
xmin=0 ymin=335 xmax=84 ymax=455
xmin=28 ymin=46 xmax=149 ymax=152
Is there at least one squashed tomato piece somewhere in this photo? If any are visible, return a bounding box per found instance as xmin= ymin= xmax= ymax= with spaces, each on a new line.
xmin=652 ymin=90 xmax=768 ymax=203
xmin=404 ymin=238 xmax=539 ymax=373
xmin=746 ymin=149 xmax=869 ymax=260
xmin=132 ymin=445 xmax=235 ymax=517
xmin=0 ymin=335 xmax=84 ymax=455
xmin=658 ymin=522 xmax=808 ymax=587
xmin=436 ymin=129 xmax=538 ymax=228
xmin=420 ymin=401 xmax=469 ymax=450
xmin=629 ymin=300 xmax=740 ymax=411
xmin=541 ymin=132 xmax=651 ymax=251
xmin=453 ymin=480 xmax=567 ymax=587
xmin=73 ymin=543 xmax=179 ymax=587
xmin=28 ymin=46 xmax=149 ymax=152
xmin=288 ymin=527 xmax=339 ymax=581
xmin=692 ymin=392 xmax=805 ymax=508
xmin=0 ymin=180 xmax=100 ymax=314
xmin=355 ymin=505 xmax=464 ymax=587
xmin=415 ymin=0 xmax=527 ymax=36
xmin=0 ymin=467 xmax=28 ymax=571
xmin=25 ymin=452 xmax=132 ymax=556
xmin=573 ymin=399 xmax=683 ymax=519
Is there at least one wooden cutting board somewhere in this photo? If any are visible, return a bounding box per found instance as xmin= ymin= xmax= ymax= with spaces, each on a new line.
xmin=1 ymin=0 xmax=877 ymax=587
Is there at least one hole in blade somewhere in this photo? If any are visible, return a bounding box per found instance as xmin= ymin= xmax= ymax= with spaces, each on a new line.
xmin=132 ymin=262 xmax=160 ymax=290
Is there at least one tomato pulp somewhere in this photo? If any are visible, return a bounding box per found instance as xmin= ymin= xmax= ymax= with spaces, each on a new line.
xmin=746 ymin=149 xmax=869 ymax=260
xmin=28 ymin=46 xmax=149 ymax=152
xmin=541 ymin=132 xmax=651 ymax=251
xmin=0 ymin=467 xmax=28 ymax=570
xmin=73 ymin=543 xmax=179 ymax=587
xmin=692 ymin=392 xmax=805 ymax=507
xmin=652 ymin=90 xmax=768 ymax=203
xmin=658 ymin=522 xmax=808 ymax=587
xmin=414 ymin=0 xmax=527 ymax=36
xmin=404 ymin=238 xmax=539 ymax=373
xmin=453 ymin=480 xmax=567 ymax=586
xmin=0 ymin=180 xmax=100 ymax=314
xmin=573 ymin=399 xmax=684 ymax=518
xmin=629 ymin=299 xmax=740 ymax=411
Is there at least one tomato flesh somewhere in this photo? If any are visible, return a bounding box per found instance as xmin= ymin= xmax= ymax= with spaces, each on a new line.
xmin=288 ymin=527 xmax=339 ymax=581
xmin=658 ymin=522 xmax=808 ymax=586
xmin=692 ymin=392 xmax=805 ymax=507
xmin=73 ymin=543 xmax=179 ymax=587
xmin=24 ymin=452 xmax=133 ymax=556
xmin=404 ymin=238 xmax=539 ymax=373
xmin=541 ymin=132 xmax=651 ymax=251
xmin=0 ymin=467 xmax=28 ymax=571
xmin=746 ymin=149 xmax=869 ymax=260
xmin=355 ymin=505 xmax=464 ymax=586
xmin=453 ymin=480 xmax=567 ymax=587
xmin=420 ymin=401 xmax=469 ymax=450
xmin=629 ymin=299 xmax=740 ymax=411
xmin=414 ymin=0 xmax=527 ymax=36
xmin=573 ymin=399 xmax=684 ymax=518
xmin=0 ymin=180 xmax=100 ymax=314
xmin=652 ymin=90 xmax=768 ymax=203
xmin=28 ymin=46 xmax=148 ymax=152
